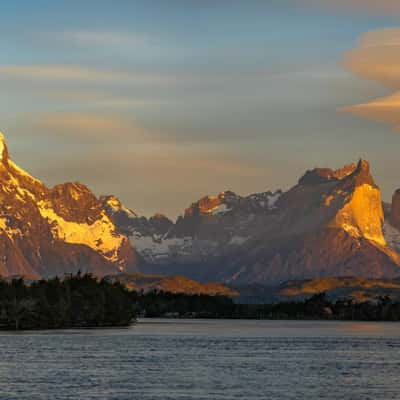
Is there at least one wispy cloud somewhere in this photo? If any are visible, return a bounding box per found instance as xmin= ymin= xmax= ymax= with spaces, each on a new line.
xmin=302 ymin=0 xmax=400 ymax=16
xmin=0 ymin=65 xmax=172 ymax=85
xmin=25 ymin=112 xmax=149 ymax=142
xmin=340 ymin=28 xmax=400 ymax=131
xmin=40 ymin=90 xmax=165 ymax=108
xmin=61 ymin=30 xmax=151 ymax=48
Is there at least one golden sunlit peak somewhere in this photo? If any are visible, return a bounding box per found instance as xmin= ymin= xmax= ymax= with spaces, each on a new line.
xmin=356 ymin=158 xmax=370 ymax=172
xmin=0 ymin=131 xmax=7 ymax=162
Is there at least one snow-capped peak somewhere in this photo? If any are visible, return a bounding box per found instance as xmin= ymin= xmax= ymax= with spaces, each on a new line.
xmin=0 ymin=132 xmax=137 ymax=278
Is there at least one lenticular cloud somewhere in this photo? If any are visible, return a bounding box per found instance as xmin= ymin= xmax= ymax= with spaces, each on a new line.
xmin=340 ymin=28 xmax=400 ymax=131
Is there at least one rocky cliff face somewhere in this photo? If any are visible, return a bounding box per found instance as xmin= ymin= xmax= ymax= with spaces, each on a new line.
xmin=0 ymin=133 xmax=137 ymax=278
xmin=390 ymin=189 xmax=400 ymax=231
xmin=106 ymin=159 xmax=400 ymax=285
xmin=326 ymin=160 xmax=385 ymax=245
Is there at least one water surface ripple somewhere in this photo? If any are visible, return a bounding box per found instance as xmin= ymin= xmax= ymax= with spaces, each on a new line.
xmin=0 ymin=319 xmax=399 ymax=399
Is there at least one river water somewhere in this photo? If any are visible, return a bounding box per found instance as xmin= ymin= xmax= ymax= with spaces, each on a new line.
xmin=0 ymin=319 xmax=399 ymax=399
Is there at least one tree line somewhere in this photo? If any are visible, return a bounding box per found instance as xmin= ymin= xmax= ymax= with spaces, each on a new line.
xmin=1 ymin=274 xmax=400 ymax=330
xmin=133 ymin=291 xmax=400 ymax=321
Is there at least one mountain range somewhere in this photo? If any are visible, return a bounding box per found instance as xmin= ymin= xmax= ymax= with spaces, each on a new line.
xmin=2 ymin=131 xmax=400 ymax=289
xmin=104 ymin=158 xmax=400 ymax=286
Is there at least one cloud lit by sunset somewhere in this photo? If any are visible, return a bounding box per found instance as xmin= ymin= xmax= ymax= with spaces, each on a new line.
xmin=340 ymin=28 xmax=400 ymax=131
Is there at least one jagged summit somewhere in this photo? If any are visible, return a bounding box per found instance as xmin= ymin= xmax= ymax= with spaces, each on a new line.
xmin=356 ymin=158 xmax=369 ymax=172
xmin=297 ymin=159 xmax=375 ymax=190
xmin=341 ymin=158 xmax=376 ymax=188
xmin=298 ymin=162 xmax=357 ymax=185
xmin=0 ymin=132 xmax=42 ymax=190
xmin=0 ymin=131 xmax=9 ymax=163
xmin=181 ymin=189 xmax=281 ymax=219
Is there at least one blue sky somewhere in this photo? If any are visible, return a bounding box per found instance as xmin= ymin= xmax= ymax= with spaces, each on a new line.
xmin=1 ymin=1 xmax=400 ymax=217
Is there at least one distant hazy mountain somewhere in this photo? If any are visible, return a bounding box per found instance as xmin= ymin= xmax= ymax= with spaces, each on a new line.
xmin=106 ymin=273 xmax=238 ymax=297
xmin=278 ymin=277 xmax=400 ymax=303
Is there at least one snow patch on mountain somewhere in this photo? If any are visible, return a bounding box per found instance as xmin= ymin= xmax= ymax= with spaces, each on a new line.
xmin=267 ymin=191 xmax=281 ymax=208
xmin=209 ymin=203 xmax=231 ymax=215
xmin=248 ymin=190 xmax=282 ymax=209
xmin=229 ymin=235 xmax=249 ymax=245
xmin=131 ymin=234 xmax=193 ymax=261
xmin=129 ymin=231 xmax=222 ymax=263
xmin=38 ymin=201 xmax=126 ymax=266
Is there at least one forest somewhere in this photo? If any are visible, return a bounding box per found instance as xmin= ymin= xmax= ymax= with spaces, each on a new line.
xmin=0 ymin=273 xmax=135 ymax=330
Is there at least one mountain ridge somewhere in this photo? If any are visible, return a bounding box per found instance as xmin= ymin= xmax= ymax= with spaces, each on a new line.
xmin=105 ymin=158 xmax=400 ymax=285
xmin=1 ymin=131 xmax=400 ymax=287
